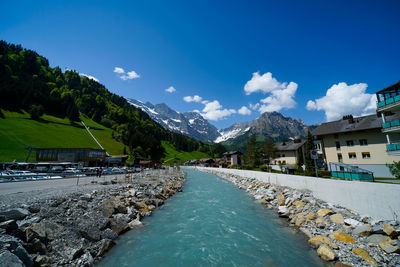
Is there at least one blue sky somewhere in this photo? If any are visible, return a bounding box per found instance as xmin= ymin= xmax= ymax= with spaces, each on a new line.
xmin=1 ymin=0 xmax=399 ymax=129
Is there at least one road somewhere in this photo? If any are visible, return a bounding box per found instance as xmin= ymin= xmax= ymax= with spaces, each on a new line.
xmin=0 ymin=174 xmax=127 ymax=196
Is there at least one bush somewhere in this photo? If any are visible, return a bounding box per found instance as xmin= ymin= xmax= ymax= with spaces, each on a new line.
xmin=29 ymin=104 xmax=44 ymax=120
xmin=318 ymin=170 xmax=331 ymax=177
xmin=0 ymin=109 xmax=4 ymax=119
xmin=387 ymin=161 xmax=400 ymax=179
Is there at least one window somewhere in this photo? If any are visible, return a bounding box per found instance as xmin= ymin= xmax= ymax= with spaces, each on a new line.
xmin=337 ymin=153 xmax=343 ymax=163
xmin=359 ymin=139 xmax=368 ymax=146
xmin=348 ymin=152 xmax=356 ymax=159
xmin=362 ymin=152 xmax=371 ymax=159
xmin=334 ymin=134 xmax=339 ymax=139
xmin=335 ymin=141 xmax=341 ymax=150
xmin=346 ymin=140 xmax=354 ymax=147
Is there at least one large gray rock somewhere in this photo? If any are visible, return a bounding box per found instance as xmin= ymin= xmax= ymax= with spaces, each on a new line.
xmin=0 ymin=249 xmax=24 ymax=267
xmin=365 ymin=234 xmax=388 ymax=244
xmin=0 ymin=209 xmax=30 ymax=221
xmin=14 ymin=245 xmax=33 ymax=267
xmin=278 ymin=206 xmax=289 ymax=218
xmin=353 ymin=224 xmax=372 ymax=237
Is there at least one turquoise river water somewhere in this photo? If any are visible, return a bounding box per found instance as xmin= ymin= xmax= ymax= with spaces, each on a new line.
xmin=97 ymin=169 xmax=329 ymax=266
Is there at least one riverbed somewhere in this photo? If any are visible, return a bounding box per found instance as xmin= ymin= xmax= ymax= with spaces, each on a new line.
xmin=98 ymin=169 xmax=328 ymax=266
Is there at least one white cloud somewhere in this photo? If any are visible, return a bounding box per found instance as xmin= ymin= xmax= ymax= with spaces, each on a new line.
xmin=200 ymin=100 xmax=236 ymax=121
xmin=80 ymin=73 xmax=99 ymax=82
xmin=306 ymin=82 xmax=376 ymax=121
xmin=165 ymin=86 xmax=176 ymax=93
xmin=249 ymin=103 xmax=260 ymax=110
xmin=238 ymin=106 xmax=251 ymax=115
xmin=201 ymin=100 xmax=209 ymax=104
xmin=114 ymin=67 xmax=125 ymax=74
xmin=114 ymin=67 xmax=140 ymax=80
xmin=244 ymin=72 xmax=298 ymax=114
xmin=258 ymin=82 xmax=297 ymax=113
xmin=244 ymin=72 xmax=283 ymax=95
xmin=183 ymin=95 xmax=203 ymax=103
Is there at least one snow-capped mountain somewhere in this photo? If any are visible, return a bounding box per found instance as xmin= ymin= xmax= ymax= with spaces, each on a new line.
xmin=127 ymin=99 xmax=220 ymax=142
xmin=215 ymin=111 xmax=310 ymax=146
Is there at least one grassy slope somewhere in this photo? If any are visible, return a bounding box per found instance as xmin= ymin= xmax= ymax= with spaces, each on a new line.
xmin=161 ymin=141 xmax=210 ymax=164
xmin=0 ymin=110 xmax=125 ymax=161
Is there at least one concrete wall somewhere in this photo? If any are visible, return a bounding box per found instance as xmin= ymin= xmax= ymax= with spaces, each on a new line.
xmin=188 ymin=167 xmax=400 ymax=221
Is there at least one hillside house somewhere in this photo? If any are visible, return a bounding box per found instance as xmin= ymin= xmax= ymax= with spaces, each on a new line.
xmin=273 ymin=140 xmax=306 ymax=166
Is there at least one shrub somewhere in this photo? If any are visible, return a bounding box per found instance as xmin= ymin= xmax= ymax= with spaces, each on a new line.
xmin=387 ymin=161 xmax=400 ymax=179
xmin=29 ymin=104 xmax=44 ymax=120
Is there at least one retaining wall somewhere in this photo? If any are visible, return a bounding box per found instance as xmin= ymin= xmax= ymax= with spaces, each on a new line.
xmin=188 ymin=167 xmax=400 ymax=221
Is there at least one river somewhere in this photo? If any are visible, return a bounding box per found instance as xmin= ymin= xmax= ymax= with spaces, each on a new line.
xmin=97 ymin=168 xmax=328 ymax=266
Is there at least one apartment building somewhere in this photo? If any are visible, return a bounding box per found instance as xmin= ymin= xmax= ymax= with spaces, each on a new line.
xmin=376 ymin=80 xmax=400 ymax=154
xmin=312 ymin=114 xmax=400 ymax=177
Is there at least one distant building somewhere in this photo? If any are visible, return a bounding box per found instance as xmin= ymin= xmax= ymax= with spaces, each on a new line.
xmin=273 ymin=140 xmax=306 ymax=165
xmin=312 ymin=113 xmax=400 ymax=177
xmin=223 ymin=151 xmax=242 ymax=166
xmin=36 ymin=148 xmax=106 ymax=166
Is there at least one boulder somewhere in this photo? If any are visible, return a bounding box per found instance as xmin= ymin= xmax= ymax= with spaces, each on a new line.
xmin=25 ymin=221 xmax=63 ymax=242
xmin=305 ymin=213 xmax=316 ymax=220
xmin=351 ymin=248 xmax=377 ymax=266
xmin=365 ymin=234 xmax=388 ymax=245
xmin=99 ymin=200 xmax=116 ymax=218
xmin=371 ymin=222 xmax=385 ymax=235
xmin=0 ymin=249 xmax=24 ymax=267
xmin=33 ymin=255 xmax=55 ymax=266
xmin=25 ymin=238 xmax=47 ymax=254
xmin=330 ymin=214 xmax=344 ymax=224
xmin=277 ymin=194 xmax=286 ymax=206
xmin=334 ymin=262 xmax=354 ymax=267
xmin=80 ymin=227 xmax=101 ymax=242
xmin=353 ymin=224 xmax=372 ymax=237
xmin=0 ymin=208 xmax=30 ymax=221
xmin=317 ymin=245 xmax=337 ymax=261
xmin=278 ymin=206 xmax=289 ymax=218
xmin=96 ymin=239 xmax=116 ymax=257
xmin=383 ymin=224 xmax=399 ymax=238
xmin=101 ymin=228 xmax=118 ymax=240
xmin=0 ymin=220 xmax=18 ymax=233
xmin=76 ymin=251 xmax=93 ymax=266
xmin=14 ymin=245 xmax=33 ymax=267
xmin=317 ymin=209 xmax=333 ymax=217
xmin=344 ymin=218 xmax=360 ymax=227
xmin=293 ymin=201 xmax=305 ymax=210
xmin=308 ymin=235 xmax=338 ymax=249
xmin=379 ymin=240 xmax=400 ymax=254
xmin=110 ymin=214 xmax=130 ymax=235
xmin=329 ymin=231 xmax=355 ymax=244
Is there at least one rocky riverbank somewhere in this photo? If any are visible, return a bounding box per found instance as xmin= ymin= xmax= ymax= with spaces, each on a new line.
xmin=204 ymin=169 xmax=400 ymax=267
xmin=0 ymin=169 xmax=186 ymax=266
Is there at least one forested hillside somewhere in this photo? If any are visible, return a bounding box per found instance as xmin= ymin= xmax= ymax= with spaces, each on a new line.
xmin=0 ymin=41 xmax=223 ymax=159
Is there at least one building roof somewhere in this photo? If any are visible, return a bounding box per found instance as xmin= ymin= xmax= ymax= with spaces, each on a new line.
xmin=275 ymin=140 xmax=306 ymax=151
xmin=375 ymin=80 xmax=400 ymax=95
xmin=312 ymin=113 xmax=400 ymax=136
xmin=223 ymin=151 xmax=243 ymax=156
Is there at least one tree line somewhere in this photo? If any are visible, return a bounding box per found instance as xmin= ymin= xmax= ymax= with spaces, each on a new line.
xmin=0 ymin=40 xmax=226 ymax=159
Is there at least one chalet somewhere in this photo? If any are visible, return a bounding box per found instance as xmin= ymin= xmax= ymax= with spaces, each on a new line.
xmin=273 ymin=140 xmax=306 ymax=165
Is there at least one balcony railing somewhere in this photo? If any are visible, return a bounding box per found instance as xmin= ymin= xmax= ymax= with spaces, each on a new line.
xmin=386 ymin=143 xmax=400 ymax=151
xmin=377 ymin=95 xmax=400 ymax=109
xmin=382 ymin=120 xmax=400 ymax=129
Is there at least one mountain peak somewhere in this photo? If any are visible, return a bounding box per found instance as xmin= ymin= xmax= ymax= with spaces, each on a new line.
xmin=127 ymin=98 xmax=220 ymax=142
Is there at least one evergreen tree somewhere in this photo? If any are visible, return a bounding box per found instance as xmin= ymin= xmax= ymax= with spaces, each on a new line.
xmin=244 ymin=135 xmax=260 ymax=168
xmin=260 ymin=138 xmax=277 ymax=166
xmin=304 ymin=131 xmax=315 ymax=175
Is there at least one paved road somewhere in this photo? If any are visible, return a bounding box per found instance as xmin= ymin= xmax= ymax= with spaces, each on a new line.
xmin=0 ymin=174 xmax=128 ymax=195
